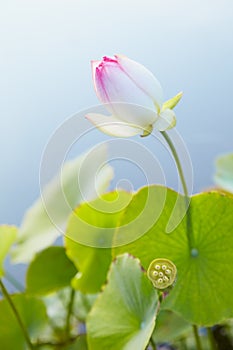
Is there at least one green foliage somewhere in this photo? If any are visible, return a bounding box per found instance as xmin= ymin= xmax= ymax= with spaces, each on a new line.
xmin=65 ymin=190 xmax=132 ymax=293
xmin=73 ymin=292 xmax=97 ymax=322
xmin=26 ymin=247 xmax=77 ymax=295
xmin=2 ymin=146 xmax=233 ymax=349
xmin=11 ymin=145 xmax=113 ymax=263
xmin=152 ymin=310 xmax=191 ymax=343
xmin=87 ymin=254 xmax=158 ymax=350
xmin=114 ymin=185 xmax=233 ymax=326
xmin=64 ymin=336 xmax=88 ymax=349
xmin=42 ymin=287 xmax=76 ymax=331
xmin=65 ymin=236 xmax=111 ymax=294
xmin=0 ymin=294 xmax=49 ymax=350
xmin=214 ymin=152 xmax=233 ymax=193
xmin=42 ymin=287 xmax=96 ymax=333
xmin=0 ymin=225 xmax=17 ymax=276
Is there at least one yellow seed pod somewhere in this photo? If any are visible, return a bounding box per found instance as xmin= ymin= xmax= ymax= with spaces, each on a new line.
xmin=147 ymin=258 xmax=177 ymax=290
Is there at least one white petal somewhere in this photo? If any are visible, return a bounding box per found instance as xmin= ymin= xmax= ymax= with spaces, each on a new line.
xmin=154 ymin=108 xmax=176 ymax=131
xmin=104 ymin=102 xmax=158 ymax=128
xmin=115 ymin=54 xmax=164 ymax=108
xmin=86 ymin=113 xmax=142 ymax=137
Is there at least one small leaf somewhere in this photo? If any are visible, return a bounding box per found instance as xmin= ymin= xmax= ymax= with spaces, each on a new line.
xmin=114 ymin=186 xmax=233 ymax=326
xmin=0 ymin=225 xmax=17 ymax=276
xmin=0 ymin=294 xmax=49 ymax=350
xmin=65 ymin=190 xmax=132 ymax=293
xmin=87 ymin=254 xmax=158 ymax=350
xmin=11 ymin=145 xmax=113 ymax=263
xmin=26 ymin=247 xmax=77 ymax=295
xmin=65 ymin=237 xmax=112 ymax=294
xmin=162 ymin=91 xmax=183 ymax=110
xmin=214 ymin=153 xmax=233 ymax=193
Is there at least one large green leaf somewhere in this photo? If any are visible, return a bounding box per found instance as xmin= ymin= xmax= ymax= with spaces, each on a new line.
xmin=114 ymin=185 xmax=233 ymax=326
xmin=0 ymin=225 xmax=17 ymax=276
xmin=87 ymin=254 xmax=158 ymax=350
xmin=26 ymin=247 xmax=77 ymax=295
xmin=0 ymin=294 xmax=49 ymax=349
xmin=65 ymin=190 xmax=132 ymax=293
xmin=11 ymin=145 xmax=113 ymax=263
xmin=214 ymin=153 xmax=233 ymax=193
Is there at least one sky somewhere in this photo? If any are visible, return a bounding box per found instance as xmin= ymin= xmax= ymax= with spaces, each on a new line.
xmin=1 ymin=0 xmax=233 ymax=225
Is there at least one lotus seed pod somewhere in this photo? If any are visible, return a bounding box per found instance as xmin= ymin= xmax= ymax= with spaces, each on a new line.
xmin=147 ymin=258 xmax=177 ymax=290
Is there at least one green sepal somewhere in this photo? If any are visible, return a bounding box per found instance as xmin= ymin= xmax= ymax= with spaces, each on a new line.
xmin=141 ymin=124 xmax=153 ymax=137
xmin=162 ymin=92 xmax=183 ymax=110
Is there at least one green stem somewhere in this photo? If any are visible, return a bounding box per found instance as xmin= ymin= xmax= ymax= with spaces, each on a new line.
xmin=160 ymin=131 xmax=193 ymax=250
xmin=0 ymin=279 xmax=34 ymax=350
xmin=179 ymin=337 xmax=188 ymax=350
xmin=65 ymin=288 xmax=75 ymax=339
xmin=149 ymin=336 xmax=157 ymax=350
xmin=160 ymin=131 xmax=188 ymax=196
xmin=207 ymin=327 xmax=218 ymax=350
xmin=193 ymin=325 xmax=203 ymax=350
xmin=5 ymin=271 xmax=24 ymax=292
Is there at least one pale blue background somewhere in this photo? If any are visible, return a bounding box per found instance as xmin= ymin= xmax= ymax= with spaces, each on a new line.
xmin=1 ymin=0 xmax=233 ymax=226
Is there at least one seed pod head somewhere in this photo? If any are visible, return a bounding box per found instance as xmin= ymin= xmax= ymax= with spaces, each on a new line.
xmin=147 ymin=258 xmax=177 ymax=290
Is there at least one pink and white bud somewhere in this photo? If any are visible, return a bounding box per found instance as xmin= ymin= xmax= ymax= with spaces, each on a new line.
xmin=86 ymin=55 xmax=178 ymax=137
